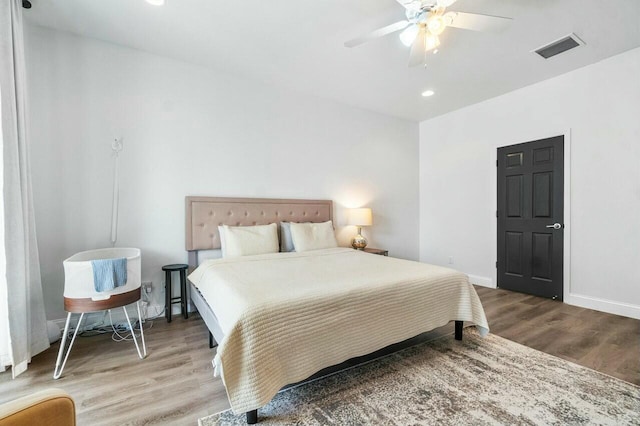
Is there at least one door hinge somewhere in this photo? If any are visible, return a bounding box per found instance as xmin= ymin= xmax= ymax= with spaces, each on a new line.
xmin=495 ymin=261 xmax=498 ymax=268
xmin=496 ymin=210 xmax=499 ymax=218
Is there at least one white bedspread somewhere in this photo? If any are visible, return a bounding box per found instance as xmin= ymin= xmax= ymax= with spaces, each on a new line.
xmin=188 ymin=247 xmax=489 ymax=414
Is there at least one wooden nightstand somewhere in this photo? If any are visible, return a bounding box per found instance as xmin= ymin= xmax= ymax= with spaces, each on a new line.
xmin=361 ymin=248 xmax=388 ymax=256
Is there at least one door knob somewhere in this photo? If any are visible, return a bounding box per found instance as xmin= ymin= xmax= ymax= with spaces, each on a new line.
xmin=546 ymin=223 xmax=562 ymax=230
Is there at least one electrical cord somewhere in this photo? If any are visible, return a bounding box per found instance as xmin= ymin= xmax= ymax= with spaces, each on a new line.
xmin=144 ymin=305 xmax=166 ymax=320
xmin=71 ymin=308 xmax=153 ymax=342
xmin=67 ymin=286 xmax=169 ymax=340
xmin=108 ymin=309 xmax=151 ymax=342
xmin=139 ymin=285 xmax=168 ymax=320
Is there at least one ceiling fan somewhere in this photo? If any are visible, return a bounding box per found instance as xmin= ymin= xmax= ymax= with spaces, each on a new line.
xmin=344 ymin=0 xmax=512 ymax=67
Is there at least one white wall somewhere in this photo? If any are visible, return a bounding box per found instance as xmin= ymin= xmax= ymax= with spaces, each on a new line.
xmin=24 ymin=24 xmax=419 ymax=321
xmin=419 ymin=47 xmax=640 ymax=319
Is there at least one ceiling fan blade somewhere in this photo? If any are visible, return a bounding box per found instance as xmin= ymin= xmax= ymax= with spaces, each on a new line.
xmin=395 ymin=0 xmax=423 ymax=12
xmin=344 ymin=20 xmax=411 ymax=48
xmin=437 ymin=0 xmax=457 ymax=7
xmin=408 ymin=27 xmax=427 ymax=67
xmin=446 ymin=11 xmax=512 ymax=32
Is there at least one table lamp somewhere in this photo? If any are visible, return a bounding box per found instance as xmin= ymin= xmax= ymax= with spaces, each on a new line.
xmin=347 ymin=208 xmax=373 ymax=250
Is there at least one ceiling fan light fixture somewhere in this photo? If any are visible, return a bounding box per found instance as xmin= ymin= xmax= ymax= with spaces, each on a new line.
xmin=399 ymin=25 xmax=419 ymax=47
xmin=345 ymin=0 xmax=513 ymax=68
xmin=425 ymin=33 xmax=440 ymax=50
xmin=422 ymin=90 xmax=435 ymax=97
xmin=427 ymin=15 xmax=447 ymax=35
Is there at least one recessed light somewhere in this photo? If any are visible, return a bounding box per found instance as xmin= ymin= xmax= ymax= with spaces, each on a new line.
xmin=433 ymin=49 xmax=439 ymax=54
xmin=421 ymin=90 xmax=435 ymax=97
xmin=146 ymin=0 xmax=165 ymax=5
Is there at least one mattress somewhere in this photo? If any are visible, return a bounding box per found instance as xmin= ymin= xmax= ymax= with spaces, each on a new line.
xmin=188 ymin=247 xmax=489 ymax=413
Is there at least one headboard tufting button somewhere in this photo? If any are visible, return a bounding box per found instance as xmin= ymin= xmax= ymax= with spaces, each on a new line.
xmin=209 ymin=210 xmax=214 ymax=216
xmin=252 ymin=221 xmax=257 ymax=225
xmin=228 ymin=211 xmax=233 ymax=216
xmin=315 ymin=211 xmax=320 ymax=216
xmin=303 ymin=211 xmax=307 ymax=216
xmin=199 ymin=223 xmax=205 ymax=228
xmin=245 ymin=211 xmax=249 ymax=216
xmin=261 ymin=211 xmax=265 ymax=216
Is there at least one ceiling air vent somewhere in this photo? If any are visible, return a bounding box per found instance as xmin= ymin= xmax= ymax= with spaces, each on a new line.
xmin=533 ymin=33 xmax=584 ymax=59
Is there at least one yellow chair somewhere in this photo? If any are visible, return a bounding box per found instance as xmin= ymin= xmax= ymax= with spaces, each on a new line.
xmin=0 ymin=389 xmax=75 ymax=426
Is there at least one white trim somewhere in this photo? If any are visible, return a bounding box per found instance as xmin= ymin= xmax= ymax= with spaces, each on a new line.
xmin=562 ymin=129 xmax=572 ymax=303
xmin=51 ymin=317 xmax=70 ymax=331
xmin=566 ymin=293 xmax=640 ymax=320
xmin=492 ymin=148 xmax=498 ymax=288
xmin=51 ymin=312 xmax=110 ymax=332
xmin=468 ymin=274 xmax=494 ymax=288
xmin=51 ymin=303 xmax=165 ymax=331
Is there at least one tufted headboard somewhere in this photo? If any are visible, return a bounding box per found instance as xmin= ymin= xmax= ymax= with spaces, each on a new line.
xmin=185 ymin=196 xmax=333 ymax=255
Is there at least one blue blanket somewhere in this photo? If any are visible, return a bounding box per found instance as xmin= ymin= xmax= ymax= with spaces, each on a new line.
xmin=91 ymin=258 xmax=127 ymax=292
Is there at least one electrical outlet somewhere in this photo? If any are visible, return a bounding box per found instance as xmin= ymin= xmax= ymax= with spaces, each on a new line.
xmin=142 ymin=281 xmax=152 ymax=294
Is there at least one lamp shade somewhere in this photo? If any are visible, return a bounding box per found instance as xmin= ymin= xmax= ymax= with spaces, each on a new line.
xmin=347 ymin=208 xmax=373 ymax=227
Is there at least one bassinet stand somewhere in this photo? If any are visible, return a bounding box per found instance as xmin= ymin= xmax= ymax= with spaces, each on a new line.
xmin=53 ymin=288 xmax=147 ymax=379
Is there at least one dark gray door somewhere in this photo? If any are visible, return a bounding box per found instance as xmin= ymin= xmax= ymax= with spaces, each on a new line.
xmin=497 ymin=136 xmax=564 ymax=300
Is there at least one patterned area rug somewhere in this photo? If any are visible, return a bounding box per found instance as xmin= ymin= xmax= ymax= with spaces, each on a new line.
xmin=199 ymin=329 xmax=640 ymax=425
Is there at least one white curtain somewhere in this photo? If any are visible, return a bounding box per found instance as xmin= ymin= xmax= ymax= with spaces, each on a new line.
xmin=0 ymin=0 xmax=50 ymax=377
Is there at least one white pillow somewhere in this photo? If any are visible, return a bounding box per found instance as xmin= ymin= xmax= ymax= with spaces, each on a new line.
xmin=290 ymin=221 xmax=338 ymax=252
xmin=217 ymin=225 xmax=227 ymax=257
xmin=218 ymin=223 xmax=279 ymax=258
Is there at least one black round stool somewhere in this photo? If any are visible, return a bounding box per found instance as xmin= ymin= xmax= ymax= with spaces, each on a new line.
xmin=162 ymin=264 xmax=189 ymax=322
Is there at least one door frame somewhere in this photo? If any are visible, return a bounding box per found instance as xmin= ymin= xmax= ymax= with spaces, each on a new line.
xmin=492 ymin=128 xmax=571 ymax=302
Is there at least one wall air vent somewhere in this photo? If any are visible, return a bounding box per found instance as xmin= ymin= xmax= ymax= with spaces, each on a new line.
xmin=533 ymin=33 xmax=584 ymax=59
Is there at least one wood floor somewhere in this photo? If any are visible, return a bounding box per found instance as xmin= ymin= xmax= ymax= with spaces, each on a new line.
xmin=0 ymin=287 xmax=638 ymax=425
xmin=475 ymin=286 xmax=640 ymax=386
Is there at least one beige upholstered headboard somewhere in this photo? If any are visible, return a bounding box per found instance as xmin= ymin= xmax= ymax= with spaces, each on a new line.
xmin=185 ymin=196 xmax=333 ymax=252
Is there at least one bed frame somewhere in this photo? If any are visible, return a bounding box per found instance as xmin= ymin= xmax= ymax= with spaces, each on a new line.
xmin=185 ymin=196 xmax=462 ymax=424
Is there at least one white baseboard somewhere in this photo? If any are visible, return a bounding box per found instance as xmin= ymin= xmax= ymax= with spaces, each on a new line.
xmin=468 ymin=274 xmax=495 ymax=288
xmin=51 ymin=317 xmax=72 ymax=330
xmin=51 ymin=311 xmax=110 ymax=332
xmin=566 ymin=293 xmax=640 ymax=320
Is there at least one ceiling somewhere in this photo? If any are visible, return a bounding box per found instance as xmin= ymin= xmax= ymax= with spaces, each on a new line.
xmin=23 ymin=0 xmax=640 ymax=122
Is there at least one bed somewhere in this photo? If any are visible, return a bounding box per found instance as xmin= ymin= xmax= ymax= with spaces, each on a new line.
xmin=185 ymin=196 xmax=489 ymax=424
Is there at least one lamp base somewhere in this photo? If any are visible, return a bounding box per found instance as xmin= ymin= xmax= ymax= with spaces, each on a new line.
xmin=351 ymin=233 xmax=368 ymax=250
